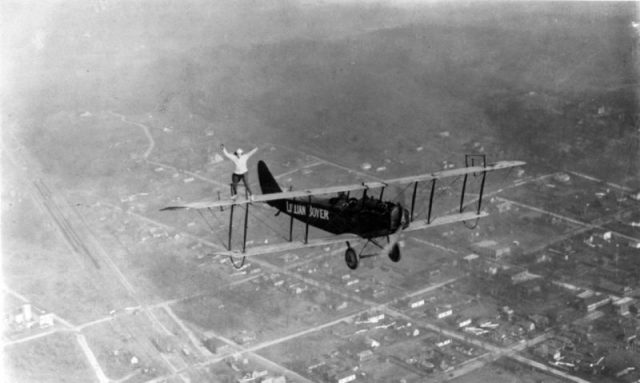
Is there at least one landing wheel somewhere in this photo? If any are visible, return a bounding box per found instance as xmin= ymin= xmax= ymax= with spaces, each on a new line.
xmin=345 ymin=248 xmax=359 ymax=270
xmin=388 ymin=243 xmax=401 ymax=263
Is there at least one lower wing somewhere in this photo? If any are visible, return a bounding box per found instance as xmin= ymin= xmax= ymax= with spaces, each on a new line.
xmin=215 ymin=234 xmax=359 ymax=258
xmin=215 ymin=211 xmax=489 ymax=258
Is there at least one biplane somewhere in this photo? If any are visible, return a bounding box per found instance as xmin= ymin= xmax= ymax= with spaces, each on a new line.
xmin=161 ymin=155 xmax=525 ymax=269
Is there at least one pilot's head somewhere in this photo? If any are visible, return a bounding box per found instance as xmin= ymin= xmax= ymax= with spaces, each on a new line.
xmin=235 ymin=148 xmax=244 ymax=156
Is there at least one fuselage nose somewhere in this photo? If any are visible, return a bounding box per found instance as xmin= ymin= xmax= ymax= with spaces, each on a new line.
xmin=391 ymin=203 xmax=410 ymax=232
xmin=401 ymin=207 xmax=410 ymax=229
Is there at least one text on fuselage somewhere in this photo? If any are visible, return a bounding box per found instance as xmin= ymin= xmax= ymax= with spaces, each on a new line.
xmin=286 ymin=201 xmax=330 ymax=220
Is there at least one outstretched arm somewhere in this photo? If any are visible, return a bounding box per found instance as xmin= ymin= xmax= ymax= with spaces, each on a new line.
xmin=246 ymin=147 xmax=258 ymax=158
xmin=221 ymin=144 xmax=234 ymax=160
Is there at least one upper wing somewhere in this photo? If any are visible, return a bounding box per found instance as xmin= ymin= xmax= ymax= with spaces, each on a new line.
xmin=160 ymin=160 xmax=525 ymax=211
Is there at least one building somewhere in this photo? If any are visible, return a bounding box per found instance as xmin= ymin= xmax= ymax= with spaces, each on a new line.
xmin=515 ymin=278 xmax=543 ymax=297
xmin=357 ymin=349 xmax=374 ymax=362
xmin=473 ymin=240 xmax=511 ymax=260
xmin=434 ymin=307 xmax=453 ymax=319
xmin=613 ymin=297 xmax=636 ymax=316
xmin=501 ymin=306 xmax=514 ymax=321
xmin=533 ymin=343 xmax=562 ymax=361
xmin=233 ymin=331 xmax=257 ymax=345
xmin=409 ymin=299 xmax=425 ymax=309
xmin=366 ymin=338 xmax=380 ymax=348
xmin=22 ymin=304 xmax=33 ymax=322
xmin=366 ymin=312 xmax=385 ymax=323
xmin=596 ymin=279 xmax=633 ymax=297
xmin=460 ymin=253 xmax=480 ymax=271
xmin=332 ymin=372 xmax=356 ymax=383
xmin=39 ymin=313 xmax=54 ymax=328
xmin=497 ymin=200 xmax=512 ymax=213
xmin=580 ymin=295 xmax=611 ymax=312
xmin=528 ymin=314 xmax=550 ymax=330
xmin=345 ymin=278 xmax=360 ymax=287
xmin=333 ymin=301 xmax=349 ymax=311
xmin=516 ymin=320 xmax=535 ymax=333
xmin=497 ymin=267 xmax=528 ymax=284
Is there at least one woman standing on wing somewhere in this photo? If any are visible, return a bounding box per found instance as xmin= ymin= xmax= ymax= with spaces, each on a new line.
xmin=221 ymin=144 xmax=258 ymax=201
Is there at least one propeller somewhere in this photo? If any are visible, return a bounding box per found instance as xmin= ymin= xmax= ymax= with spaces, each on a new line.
xmin=380 ymin=183 xmax=411 ymax=259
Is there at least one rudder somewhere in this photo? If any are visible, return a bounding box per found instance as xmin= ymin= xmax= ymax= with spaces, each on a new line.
xmin=257 ymin=160 xmax=285 ymax=210
xmin=258 ymin=160 xmax=283 ymax=194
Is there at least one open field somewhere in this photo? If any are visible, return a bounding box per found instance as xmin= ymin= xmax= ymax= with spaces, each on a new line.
xmin=5 ymin=332 xmax=95 ymax=383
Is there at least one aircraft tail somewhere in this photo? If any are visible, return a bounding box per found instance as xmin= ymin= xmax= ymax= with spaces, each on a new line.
xmin=257 ymin=161 xmax=285 ymax=210
xmin=258 ymin=161 xmax=283 ymax=194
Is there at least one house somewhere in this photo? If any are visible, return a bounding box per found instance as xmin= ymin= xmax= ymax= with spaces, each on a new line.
xmin=515 ymin=278 xmax=543 ymax=297
xmin=332 ymin=372 xmax=356 ymax=383
xmin=596 ymin=279 xmax=633 ymax=297
xmin=366 ymin=312 xmax=385 ymax=323
xmin=409 ymin=299 xmax=425 ymax=309
xmin=496 ymin=267 xmax=524 ymax=284
xmin=39 ymin=313 xmax=54 ymax=328
xmin=501 ymin=306 xmax=515 ymax=322
xmin=460 ymin=253 xmax=480 ymax=271
xmin=233 ymin=331 xmax=256 ymax=345
xmin=434 ymin=307 xmax=453 ymax=319
xmin=517 ymin=320 xmax=535 ymax=333
xmin=261 ymin=377 xmax=286 ymax=383
xmin=580 ymin=295 xmax=611 ymax=312
xmin=528 ymin=314 xmax=550 ymax=330
xmin=473 ymin=240 xmax=511 ymax=260
xmin=613 ymin=297 xmax=636 ymax=316
xmin=357 ymin=349 xmax=374 ymax=362
xmin=497 ymin=200 xmax=512 ymax=213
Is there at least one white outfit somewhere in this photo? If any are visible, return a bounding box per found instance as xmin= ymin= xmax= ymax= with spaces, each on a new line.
xmin=223 ymin=147 xmax=257 ymax=174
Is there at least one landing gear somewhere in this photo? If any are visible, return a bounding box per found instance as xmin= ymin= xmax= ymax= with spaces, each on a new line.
xmin=345 ymin=242 xmax=359 ymax=270
xmin=388 ymin=243 xmax=401 ymax=262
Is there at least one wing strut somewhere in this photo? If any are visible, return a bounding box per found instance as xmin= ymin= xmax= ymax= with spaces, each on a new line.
xmin=459 ymin=173 xmax=468 ymax=213
xmin=427 ymin=179 xmax=436 ymax=224
xmin=459 ymin=154 xmax=488 ymax=214
xmin=477 ymin=170 xmax=487 ymax=214
xmin=289 ymin=199 xmax=295 ymax=242
xmin=242 ymin=203 xmax=250 ymax=253
xmin=304 ymin=195 xmax=311 ymax=244
xmin=228 ymin=204 xmax=235 ymax=250
xmin=410 ymin=181 xmax=418 ymax=221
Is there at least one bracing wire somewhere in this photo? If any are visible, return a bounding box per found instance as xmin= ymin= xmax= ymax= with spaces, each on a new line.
xmin=193 ymin=208 xmax=226 ymax=246
xmin=410 ymin=175 xmax=466 ymax=220
xmin=197 ymin=209 xmax=218 ymax=233
xmin=247 ymin=204 xmax=291 ymax=241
